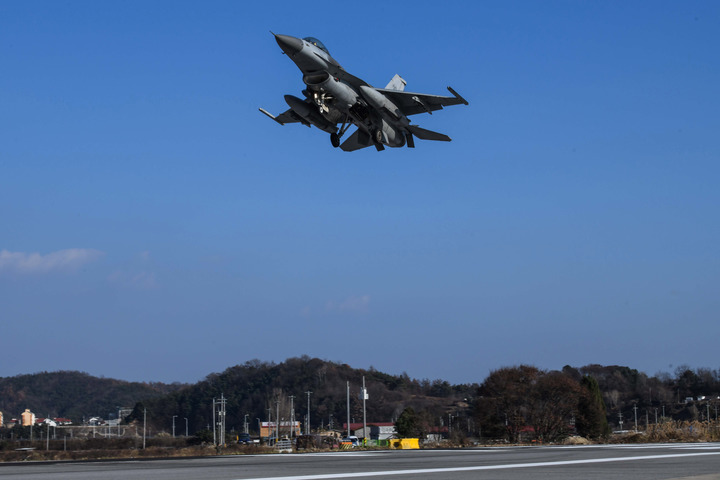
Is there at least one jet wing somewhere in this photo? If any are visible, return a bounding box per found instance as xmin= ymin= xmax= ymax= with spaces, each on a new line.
xmin=258 ymin=107 xmax=311 ymax=127
xmin=374 ymin=86 xmax=468 ymax=116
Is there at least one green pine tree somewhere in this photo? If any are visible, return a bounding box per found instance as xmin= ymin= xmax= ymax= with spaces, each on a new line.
xmin=395 ymin=407 xmax=420 ymax=438
xmin=576 ymin=375 xmax=610 ymax=439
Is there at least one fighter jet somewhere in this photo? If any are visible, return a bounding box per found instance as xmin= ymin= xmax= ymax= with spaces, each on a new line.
xmin=260 ymin=34 xmax=468 ymax=151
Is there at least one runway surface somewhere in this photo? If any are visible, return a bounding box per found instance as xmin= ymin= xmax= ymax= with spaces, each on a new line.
xmin=1 ymin=443 xmax=719 ymax=480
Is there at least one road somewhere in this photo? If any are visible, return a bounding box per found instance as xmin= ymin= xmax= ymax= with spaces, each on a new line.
xmin=1 ymin=443 xmax=719 ymax=480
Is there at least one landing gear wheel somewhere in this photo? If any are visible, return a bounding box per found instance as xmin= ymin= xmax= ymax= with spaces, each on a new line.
xmin=330 ymin=132 xmax=340 ymax=148
xmin=374 ymin=130 xmax=383 ymax=144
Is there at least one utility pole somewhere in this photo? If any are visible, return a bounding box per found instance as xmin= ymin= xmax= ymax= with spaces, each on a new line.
xmin=184 ymin=417 xmax=188 ymax=437
xmin=346 ymin=381 xmax=351 ymax=438
xmin=633 ymin=405 xmax=638 ymax=432
xmin=172 ymin=415 xmax=177 ymax=438
xmin=213 ymin=395 xmax=227 ymax=447
xmin=305 ymin=391 xmax=312 ymax=435
xmin=220 ymin=394 xmax=226 ymax=446
xmin=618 ymin=412 xmax=623 ymax=431
xmin=143 ymin=408 xmax=147 ymax=449
xmin=362 ymin=376 xmax=368 ymax=444
xmin=707 ymin=403 xmax=711 ymax=424
xmin=289 ymin=396 xmax=295 ymax=440
xmin=276 ymin=400 xmax=280 ymax=442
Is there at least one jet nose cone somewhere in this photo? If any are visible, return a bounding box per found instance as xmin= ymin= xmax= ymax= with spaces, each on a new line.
xmin=274 ymin=34 xmax=303 ymax=56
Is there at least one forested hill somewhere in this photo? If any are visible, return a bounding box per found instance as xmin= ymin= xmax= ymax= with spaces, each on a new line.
xmin=4 ymin=360 xmax=717 ymax=438
xmin=126 ymin=357 xmax=478 ymax=434
xmin=0 ymin=371 xmax=184 ymax=421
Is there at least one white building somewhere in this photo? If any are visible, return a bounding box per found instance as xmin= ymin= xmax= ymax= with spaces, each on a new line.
xmin=353 ymin=423 xmax=396 ymax=440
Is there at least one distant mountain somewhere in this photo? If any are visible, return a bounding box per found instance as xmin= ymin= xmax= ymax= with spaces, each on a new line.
xmin=0 ymin=371 xmax=185 ymax=422
xmin=125 ymin=357 xmax=478 ymax=435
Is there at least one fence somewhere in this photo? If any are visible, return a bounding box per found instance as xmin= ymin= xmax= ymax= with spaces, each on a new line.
xmin=275 ymin=439 xmax=292 ymax=453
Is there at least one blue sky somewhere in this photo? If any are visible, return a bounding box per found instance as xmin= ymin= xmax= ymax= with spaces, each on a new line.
xmin=1 ymin=1 xmax=718 ymax=384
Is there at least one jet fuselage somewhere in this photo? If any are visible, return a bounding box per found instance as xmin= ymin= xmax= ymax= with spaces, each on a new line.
xmin=262 ymin=34 xmax=468 ymax=151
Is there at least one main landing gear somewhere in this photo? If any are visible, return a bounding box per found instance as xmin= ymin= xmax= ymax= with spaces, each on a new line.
xmin=330 ymin=116 xmax=352 ymax=148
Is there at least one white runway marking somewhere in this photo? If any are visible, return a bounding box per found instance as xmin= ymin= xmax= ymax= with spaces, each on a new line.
xmin=558 ymin=443 xmax=720 ymax=449
xmin=235 ymin=451 xmax=720 ymax=480
xmin=294 ymin=452 xmax=385 ymax=457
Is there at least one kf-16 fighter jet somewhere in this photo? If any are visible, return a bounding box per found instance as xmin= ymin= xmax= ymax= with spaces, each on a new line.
xmin=260 ymin=34 xmax=468 ymax=151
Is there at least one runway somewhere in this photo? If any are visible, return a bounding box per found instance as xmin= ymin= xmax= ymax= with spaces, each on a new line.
xmin=1 ymin=443 xmax=719 ymax=480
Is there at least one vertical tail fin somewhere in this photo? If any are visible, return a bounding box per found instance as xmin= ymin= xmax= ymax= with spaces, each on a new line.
xmin=385 ymin=74 xmax=407 ymax=91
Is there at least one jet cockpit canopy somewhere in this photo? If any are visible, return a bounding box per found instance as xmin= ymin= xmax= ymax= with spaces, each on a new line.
xmin=303 ymin=37 xmax=329 ymax=55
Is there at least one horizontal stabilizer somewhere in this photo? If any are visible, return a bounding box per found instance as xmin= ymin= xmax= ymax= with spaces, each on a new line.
xmin=406 ymin=125 xmax=451 ymax=142
xmin=340 ymin=129 xmax=373 ymax=151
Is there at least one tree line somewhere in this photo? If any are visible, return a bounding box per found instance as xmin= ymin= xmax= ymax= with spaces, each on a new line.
xmin=2 ymin=359 xmax=719 ymax=444
xmin=125 ymin=357 xmax=477 ymax=436
xmin=471 ymin=364 xmax=720 ymax=443
xmin=472 ymin=366 xmax=608 ymax=442
xmin=0 ymin=371 xmax=183 ymax=422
